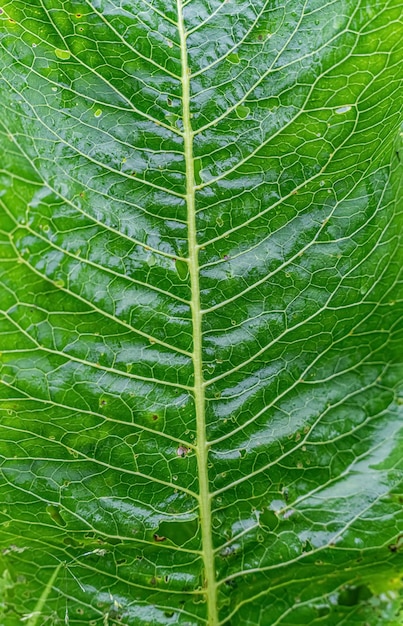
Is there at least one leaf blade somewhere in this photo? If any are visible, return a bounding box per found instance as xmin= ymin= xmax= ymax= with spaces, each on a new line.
xmin=0 ymin=0 xmax=402 ymax=624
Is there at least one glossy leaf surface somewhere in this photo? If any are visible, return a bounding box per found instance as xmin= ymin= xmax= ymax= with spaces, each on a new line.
xmin=0 ymin=0 xmax=402 ymax=624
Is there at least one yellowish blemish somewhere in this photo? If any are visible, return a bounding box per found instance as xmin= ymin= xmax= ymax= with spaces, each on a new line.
xmin=54 ymin=48 xmax=71 ymax=60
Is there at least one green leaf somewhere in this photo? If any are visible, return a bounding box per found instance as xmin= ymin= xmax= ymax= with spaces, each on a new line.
xmin=0 ymin=0 xmax=402 ymax=624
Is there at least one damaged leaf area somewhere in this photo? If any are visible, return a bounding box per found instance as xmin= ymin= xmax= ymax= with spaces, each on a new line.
xmin=0 ymin=0 xmax=402 ymax=624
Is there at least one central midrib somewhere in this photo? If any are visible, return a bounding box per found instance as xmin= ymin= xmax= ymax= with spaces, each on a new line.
xmin=176 ymin=1 xmax=218 ymax=624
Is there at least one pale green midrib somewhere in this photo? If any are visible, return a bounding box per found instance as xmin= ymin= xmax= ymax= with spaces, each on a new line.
xmin=176 ymin=2 xmax=218 ymax=625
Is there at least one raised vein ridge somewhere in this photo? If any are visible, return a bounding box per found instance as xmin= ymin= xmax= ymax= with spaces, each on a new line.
xmin=176 ymin=1 xmax=218 ymax=624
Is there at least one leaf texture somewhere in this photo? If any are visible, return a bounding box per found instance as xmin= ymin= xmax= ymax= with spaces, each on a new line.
xmin=0 ymin=0 xmax=402 ymax=624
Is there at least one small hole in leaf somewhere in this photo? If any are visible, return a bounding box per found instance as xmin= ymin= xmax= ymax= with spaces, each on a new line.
xmin=388 ymin=534 xmax=403 ymax=552
xmin=54 ymin=48 xmax=71 ymax=60
xmin=338 ymin=585 xmax=371 ymax=606
xmin=228 ymin=52 xmax=240 ymax=64
xmin=302 ymin=539 xmax=313 ymax=552
xmin=46 ymin=505 xmax=66 ymax=527
xmin=157 ymin=519 xmax=198 ymax=546
xmin=235 ymin=105 xmax=250 ymax=119
xmin=63 ymin=537 xmax=80 ymax=547
xmin=175 ymin=258 xmax=188 ymax=280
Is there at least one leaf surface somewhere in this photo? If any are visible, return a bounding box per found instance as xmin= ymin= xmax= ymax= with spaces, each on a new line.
xmin=0 ymin=0 xmax=402 ymax=624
